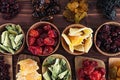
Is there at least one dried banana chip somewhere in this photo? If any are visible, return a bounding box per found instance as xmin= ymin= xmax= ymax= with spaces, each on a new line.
xmin=62 ymin=34 xmax=71 ymax=45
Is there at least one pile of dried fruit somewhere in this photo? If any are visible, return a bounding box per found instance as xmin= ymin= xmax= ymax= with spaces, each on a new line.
xmin=0 ymin=24 xmax=24 ymax=54
xmin=97 ymin=0 xmax=120 ymax=20
xmin=16 ymin=59 xmax=42 ymax=80
xmin=109 ymin=60 xmax=120 ymax=80
xmin=78 ymin=59 xmax=106 ymax=80
xmin=63 ymin=0 xmax=88 ymax=23
xmin=62 ymin=27 xmax=93 ymax=53
xmin=32 ymin=0 xmax=60 ymax=18
xmin=28 ymin=24 xmax=58 ymax=55
xmin=96 ymin=24 xmax=120 ymax=53
xmin=0 ymin=0 xmax=19 ymax=20
xmin=0 ymin=56 xmax=10 ymax=80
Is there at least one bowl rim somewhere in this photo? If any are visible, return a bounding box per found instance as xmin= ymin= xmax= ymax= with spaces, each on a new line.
xmin=42 ymin=54 xmax=72 ymax=80
xmin=0 ymin=23 xmax=25 ymax=55
xmin=26 ymin=21 xmax=60 ymax=56
xmin=61 ymin=24 xmax=89 ymax=55
xmin=94 ymin=21 xmax=120 ymax=56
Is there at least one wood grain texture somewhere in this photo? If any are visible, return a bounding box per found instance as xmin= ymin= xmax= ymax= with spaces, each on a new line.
xmin=0 ymin=0 xmax=120 ymax=80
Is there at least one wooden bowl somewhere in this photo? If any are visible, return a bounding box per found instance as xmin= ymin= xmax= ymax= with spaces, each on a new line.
xmin=0 ymin=23 xmax=25 ymax=55
xmin=94 ymin=22 xmax=120 ymax=56
xmin=26 ymin=21 xmax=60 ymax=56
xmin=61 ymin=24 xmax=87 ymax=55
xmin=42 ymin=54 xmax=72 ymax=80
xmin=75 ymin=56 xmax=106 ymax=80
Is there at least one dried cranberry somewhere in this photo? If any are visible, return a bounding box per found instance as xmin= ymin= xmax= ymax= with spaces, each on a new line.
xmin=95 ymin=67 xmax=106 ymax=76
xmin=83 ymin=65 xmax=95 ymax=75
xmin=89 ymin=70 xmax=102 ymax=80
xmin=44 ymin=37 xmax=55 ymax=45
xmin=28 ymin=37 xmax=36 ymax=46
xmin=43 ymin=25 xmax=51 ymax=31
xmin=48 ymin=29 xmax=57 ymax=38
xmin=40 ymin=33 xmax=48 ymax=39
xmin=37 ymin=38 xmax=44 ymax=46
xmin=43 ymin=46 xmax=53 ymax=54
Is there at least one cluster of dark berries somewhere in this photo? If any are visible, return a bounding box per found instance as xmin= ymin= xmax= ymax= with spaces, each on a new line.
xmin=0 ymin=56 xmax=10 ymax=80
xmin=0 ymin=0 xmax=19 ymax=20
xmin=97 ymin=0 xmax=120 ymax=20
xmin=32 ymin=0 xmax=60 ymax=18
xmin=96 ymin=24 xmax=120 ymax=53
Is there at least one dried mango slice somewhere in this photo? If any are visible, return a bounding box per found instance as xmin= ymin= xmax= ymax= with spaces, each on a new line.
xmin=68 ymin=36 xmax=84 ymax=46
xmin=82 ymin=28 xmax=93 ymax=39
xmin=74 ymin=44 xmax=84 ymax=52
xmin=84 ymin=34 xmax=92 ymax=53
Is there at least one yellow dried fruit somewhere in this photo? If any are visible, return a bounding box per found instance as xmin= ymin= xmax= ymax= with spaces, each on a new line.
xmin=63 ymin=0 xmax=88 ymax=23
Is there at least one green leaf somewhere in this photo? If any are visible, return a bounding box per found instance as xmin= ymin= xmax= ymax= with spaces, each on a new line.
xmin=58 ymin=70 xmax=68 ymax=79
xmin=1 ymin=31 xmax=7 ymax=44
xmin=43 ymin=71 xmax=51 ymax=80
xmin=3 ymin=31 xmax=11 ymax=48
xmin=16 ymin=25 xmax=22 ymax=33
xmin=14 ymin=34 xmax=24 ymax=44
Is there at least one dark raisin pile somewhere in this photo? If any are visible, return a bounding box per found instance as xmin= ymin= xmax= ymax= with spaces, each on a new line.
xmin=96 ymin=24 xmax=120 ymax=53
xmin=0 ymin=56 xmax=10 ymax=80
xmin=0 ymin=0 xmax=19 ymax=20
xmin=97 ymin=0 xmax=120 ymax=20
xmin=32 ymin=0 xmax=60 ymax=18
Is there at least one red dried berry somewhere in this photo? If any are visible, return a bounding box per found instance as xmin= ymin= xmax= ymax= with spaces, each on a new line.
xmin=48 ymin=29 xmax=57 ymax=38
xmin=44 ymin=37 xmax=55 ymax=45
xmin=28 ymin=46 xmax=42 ymax=55
xmin=37 ymin=38 xmax=44 ymax=46
xmin=43 ymin=46 xmax=53 ymax=55
xmin=83 ymin=65 xmax=95 ymax=75
xmin=89 ymin=70 xmax=102 ymax=80
xmin=29 ymin=29 xmax=40 ymax=38
xmin=96 ymin=67 xmax=106 ymax=76
xmin=28 ymin=37 xmax=36 ymax=46
xmin=43 ymin=25 xmax=51 ymax=31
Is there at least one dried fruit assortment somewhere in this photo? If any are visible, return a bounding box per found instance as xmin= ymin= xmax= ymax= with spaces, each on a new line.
xmin=96 ymin=24 xmax=120 ymax=53
xmin=77 ymin=59 xmax=106 ymax=80
xmin=0 ymin=24 xmax=24 ymax=54
xmin=63 ymin=0 xmax=88 ymax=23
xmin=28 ymin=24 xmax=58 ymax=55
xmin=16 ymin=59 xmax=42 ymax=80
xmin=109 ymin=58 xmax=120 ymax=80
xmin=62 ymin=27 xmax=93 ymax=53
xmin=42 ymin=56 xmax=71 ymax=80
xmin=0 ymin=0 xmax=19 ymax=20
xmin=97 ymin=0 xmax=120 ymax=20
xmin=32 ymin=0 xmax=60 ymax=18
xmin=0 ymin=56 xmax=11 ymax=80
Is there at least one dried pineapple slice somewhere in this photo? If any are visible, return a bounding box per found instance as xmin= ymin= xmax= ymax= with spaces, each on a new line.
xmin=68 ymin=36 xmax=84 ymax=46
xmin=74 ymin=44 xmax=84 ymax=52
xmin=62 ymin=34 xmax=71 ymax=45
xmin=84 ymin=34 xmax=92 ymax=53
xmin=69 ymin=27 xmax=83 ymax=36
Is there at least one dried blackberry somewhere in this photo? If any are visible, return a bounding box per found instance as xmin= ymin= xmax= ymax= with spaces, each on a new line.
xmin=96 ymin=24 xmax=120 ymax=53
xmin=32 ymin=0 xmax=60 ymax=18
xmin=0 ymin=0 xmax=20 ymax=20
xmin=97 ymin=0 xmax=120 ymax=20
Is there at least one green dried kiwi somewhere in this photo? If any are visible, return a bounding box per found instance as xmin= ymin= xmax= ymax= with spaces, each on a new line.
xmin=109 ymin=66 xmax=118 ymax=79
xmin=63 ymin=9 xmax=75 ymax=22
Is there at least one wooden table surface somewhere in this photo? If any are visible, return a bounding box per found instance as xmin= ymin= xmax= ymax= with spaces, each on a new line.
xmin=0 ymin=0 xmax=120 ymax=80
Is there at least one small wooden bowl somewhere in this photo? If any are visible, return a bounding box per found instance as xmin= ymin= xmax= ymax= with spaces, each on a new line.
xmin=94 ymin=22 xmax=120 ymax=56
xmin=26 ymin=21 xmax=60 ymax=56
xmin=0 ymin=23 xmax=25 ymax=55
xmin=42 ymin=54 xmax=72 ymax=80
xmin=61 ymin=24 xmax=87 ymax=55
